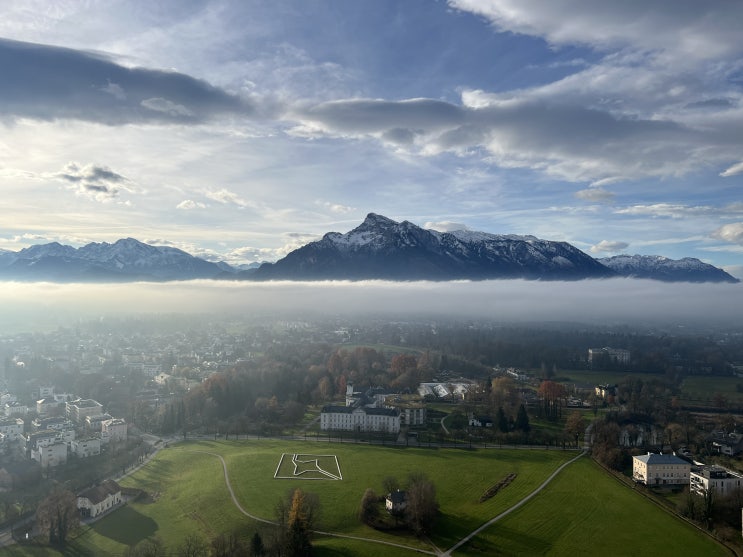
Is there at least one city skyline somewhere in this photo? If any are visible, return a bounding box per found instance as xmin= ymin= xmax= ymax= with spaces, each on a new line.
xmin=1 ymin=1 xmax=742 ymax=277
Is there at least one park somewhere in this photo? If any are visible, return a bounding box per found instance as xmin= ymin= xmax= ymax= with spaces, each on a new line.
xmin=0 ymin=438 xmax=731 ymax=556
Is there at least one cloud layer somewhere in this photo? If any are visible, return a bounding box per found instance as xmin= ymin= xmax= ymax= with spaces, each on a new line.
xmin=0 ymin=279 xmax=741 ymax=332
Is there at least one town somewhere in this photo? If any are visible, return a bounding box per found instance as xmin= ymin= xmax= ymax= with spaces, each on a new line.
xmin=1 ymin=314 xmax=743 ymax=553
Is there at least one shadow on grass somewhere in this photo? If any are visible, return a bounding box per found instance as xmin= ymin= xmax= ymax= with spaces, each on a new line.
xmin=89 ymin=506 xmax=158 ymax=546
xmin=469 ymin=524 xmax=550 ymax=555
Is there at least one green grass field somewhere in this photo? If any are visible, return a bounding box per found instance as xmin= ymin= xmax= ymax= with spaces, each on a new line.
xmin=459 ymin=458 xmax=730 ymax=557
xmin=680 ymin=376 xmax=743 ymax=406
xmin=0 ymin=440 xmax=730 ymax=556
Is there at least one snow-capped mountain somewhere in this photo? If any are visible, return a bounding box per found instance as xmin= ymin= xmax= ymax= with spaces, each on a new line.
xmin=0 ymin=238 xmax=226 ymax=282
xmin=598 ymin=255 xmax=739 ymax=283
xmin=0 ymin=217 xmax=737 ymax=283
xmin=249 ymin=213 xmax=616 ymax=281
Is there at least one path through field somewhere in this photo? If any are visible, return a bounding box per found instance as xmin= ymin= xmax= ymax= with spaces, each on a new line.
xmin=183 ymin=447 xmax=586 ymax=556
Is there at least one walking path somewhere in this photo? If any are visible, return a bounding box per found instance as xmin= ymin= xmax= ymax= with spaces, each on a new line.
xmin=440 ymin=450 xmax=586 ymax=556
xmin=179 ymin=445 xmax=586 ymax=556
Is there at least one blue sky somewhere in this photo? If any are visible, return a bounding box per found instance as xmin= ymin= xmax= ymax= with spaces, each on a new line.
xmin=1 ymin=0 xmax=742 ymax=277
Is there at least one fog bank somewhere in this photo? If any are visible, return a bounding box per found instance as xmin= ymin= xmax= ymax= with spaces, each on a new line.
xmin=0 ymin=278 xmax=740 ymax=332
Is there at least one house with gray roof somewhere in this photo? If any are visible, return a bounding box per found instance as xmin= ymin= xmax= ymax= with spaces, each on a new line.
xmin=632 ymin=453 xmax=690 ymax=486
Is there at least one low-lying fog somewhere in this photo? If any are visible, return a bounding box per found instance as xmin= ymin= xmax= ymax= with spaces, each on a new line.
xmin=0 ymin=278 xmax=741 ymax=332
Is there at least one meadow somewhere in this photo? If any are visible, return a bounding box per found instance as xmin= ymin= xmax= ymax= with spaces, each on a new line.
xmin=0 ymin=439 xmax=730 ymax=556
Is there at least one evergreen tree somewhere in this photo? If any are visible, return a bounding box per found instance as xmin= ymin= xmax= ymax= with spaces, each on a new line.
xmin=515 ymin=404 xmax=530 ymax=432
xmin=497 ymin=407 xmax=509 ymax=432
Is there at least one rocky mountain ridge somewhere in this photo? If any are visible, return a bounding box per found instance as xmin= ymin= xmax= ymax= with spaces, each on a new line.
xmin=0 ymin=215 xmax=738 ymax=283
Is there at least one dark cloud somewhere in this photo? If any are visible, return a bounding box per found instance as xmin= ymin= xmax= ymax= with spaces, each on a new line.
xmin=53 ymin=162 xmax=134 ymax=202
xmin=298 ymin=98 xmax=464 ymax=134
xmin=685 ymin=98 xmax=734 ymax=109
xmin=0 ymin=38 xmax=252 ymax=124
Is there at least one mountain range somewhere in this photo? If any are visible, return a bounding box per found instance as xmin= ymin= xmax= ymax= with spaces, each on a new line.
xmin=0 ymin=214 xmax=738 ymax=283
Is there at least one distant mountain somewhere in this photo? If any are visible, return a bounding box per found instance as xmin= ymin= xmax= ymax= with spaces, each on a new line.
xmin=0 ymin=218 xmax=737 ymax=284
xmin=249 ymin=213 xmax=616 ymax=281
xmin=598 ymin=254 xmax=739 ymax=283
xmin=0 ymin=238 xmax=226 ymax=282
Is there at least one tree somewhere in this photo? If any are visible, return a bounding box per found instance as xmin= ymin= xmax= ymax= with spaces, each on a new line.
xmin=382 ymin=476 xmax=399 ymax=495
xmin=249 ymin=532 xmax=265 ymax=557
xmin=496 ymin=407 xmax=509 ymax=433
xmin=211 ymin=533 xmax=246 ymax=557
xmin=564 ymin=411 xmax=586 ymax=446
xmin=275 ymin=488 xmax=319 ymax=557
xmin=35 ymin=487 xmax=79 ymax=547
xmin=359 ymin=488 xmax=379 ymax=525
xmin=287 ymin=488 xmax=312 ymax=556
xmin=405 ymin=472 xmax=438 ymax=535
xmin=515 ymin=404 xmax=530 ymax=433
xmin=177 ymin=533 xmax=209 ymax=557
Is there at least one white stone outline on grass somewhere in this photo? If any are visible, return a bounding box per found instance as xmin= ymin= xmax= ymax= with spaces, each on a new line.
xmin=274 ymin=453 xmax=342 ymax=480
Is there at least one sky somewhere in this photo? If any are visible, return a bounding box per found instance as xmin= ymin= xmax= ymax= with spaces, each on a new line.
xmin=1 ymin=1 xmax=742 ymax=278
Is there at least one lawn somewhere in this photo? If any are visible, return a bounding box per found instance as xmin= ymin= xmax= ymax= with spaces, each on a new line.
xmin=680 ymin=376 xmax=743 ymax=406
xmin=456 ymin=458 xmax=730 ymax=556
xmin=0 ymin=440 xmax=730 ymax=556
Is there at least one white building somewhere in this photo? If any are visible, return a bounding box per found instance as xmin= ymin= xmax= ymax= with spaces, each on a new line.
xmin=66 ymin=399 xmax=104 ymax=424
xmin=0 ymin=417 xmax=24 ymax=440
xmin=690 ymin=465 xmax=743 ymax=497
xmin=72 ymin=437 xmax=101 ymax=458
xmin=32 ymin=442 xmax=68 ymax=468
xmin=101 ymin=418 xmax=128 ymax=444
xmin=77 ymin=480 xmax=122 ymax=518
xmin=4 ymin=402 xmax=28 ymax=417
xmin=632 ymin=453 xmax=690 ymax=486
xmin=589 ymin=347 xmax=630 ymax=366
xmin=320 ymin=405 xmax=400 ymax=433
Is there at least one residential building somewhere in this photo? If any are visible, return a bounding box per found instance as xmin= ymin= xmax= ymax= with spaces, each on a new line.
xmin=4 ymin=402 xmax=28 ymax=417
xmin=469 ymin=413 xmax=494 ymax=428
xmin=0 ymin=417 xmax=24 ymax=440
xmin=72 ymin=437 xmax=101 ymax=458
xmin=101 ymin=418 xmax=128 ymax=444
xmin=32 ymin=442 xmax=68 ymax=468
xmin=66 ymin=399 xmax=104 ymax=425
xmin=320 ymin=405 xmax=400 ymax=433
xmin=36 ymin=397 xmax=64 ymax=416
xmin=386 ymin=490 xmax=407 ymax=514
xmin=632 ymin=453 xmax=690 ymax=486
xmin=86 ymin=413 xmax=114 ymax=432
xmin=589 ymin=347 xmax=630 ymax=366
xmin=77 ymin=480 xmax=122 ymax=518
xmin=690 ymin=465 xmax=743 ymax=497
xmin=709 ymin=432 xmax=743 ymax=456
xmin=594 ymin=384 xmax=618 ymax=399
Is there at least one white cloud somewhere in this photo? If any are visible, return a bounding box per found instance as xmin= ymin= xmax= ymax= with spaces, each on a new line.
xmin=204 ymin=188 xmax=251 ymax=208
xmin=176 ymin=199 xmax=207 ymax=210
xmin=448 ymin=0 xmax=743 ymax=61
xmin=590 ymin=240 xmax=629 ymax=254
xmin=712 ymin=222 xmax=743 ymax=245
xmin=317 ymin=201 xmax=355 ymax=214
xmin=424 ymin=221 xmax=470 ymax=232
xmin=616 ymin=204 xmax=716 ymax=219
xmin=721 ymin=161 xmax=743 ymax=177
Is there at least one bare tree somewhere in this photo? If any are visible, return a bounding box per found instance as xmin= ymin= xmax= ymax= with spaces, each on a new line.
xmin=405 ymin=472 xmax=438 ymax=535
xmin=177 ymin=533 xmax=209 ymax=557
xmin=35 ymin=487 xmax=79 ymax=547
xmin=359 ymin=488 xmax=379 ymax=525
